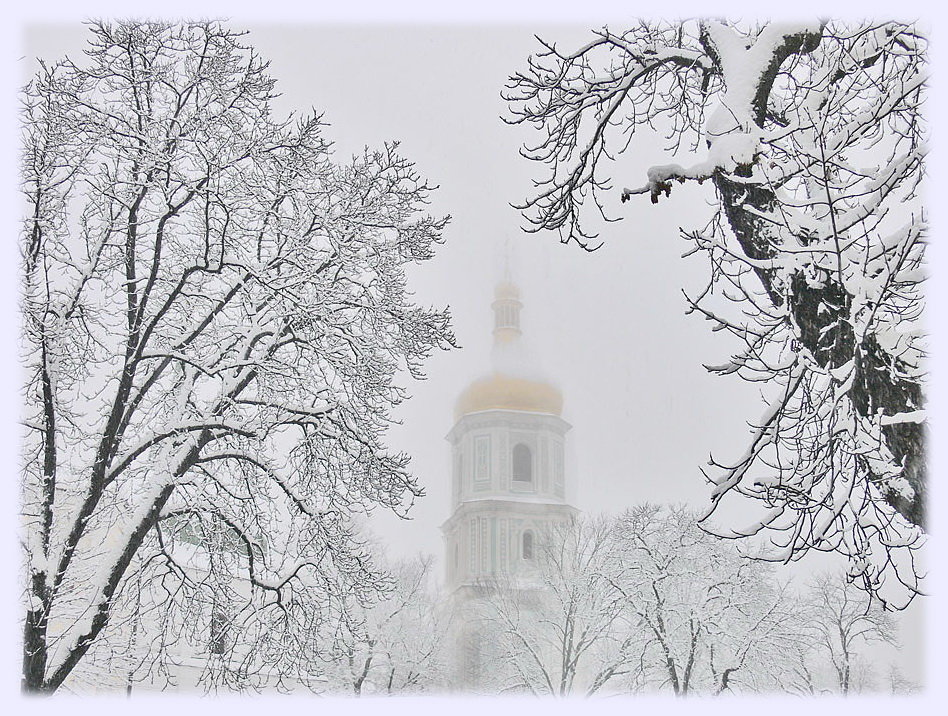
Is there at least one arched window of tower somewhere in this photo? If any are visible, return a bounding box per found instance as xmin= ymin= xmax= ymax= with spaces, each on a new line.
xmin=512 ymin=443 xmax=532 ymax=483
xmin=522 ymin=530 xmax=534 ymax=560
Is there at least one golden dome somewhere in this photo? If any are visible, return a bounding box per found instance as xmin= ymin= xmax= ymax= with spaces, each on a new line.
xmin=454 ymin=276 xmax=562 ymax=420
xmin=454 ymin=373 xmax=563 ymax=420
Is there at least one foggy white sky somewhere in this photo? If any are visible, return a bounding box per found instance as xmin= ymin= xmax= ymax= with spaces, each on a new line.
xmin=244 ymin=26 xmax=759 ymax=535
xmin=231 ymin=25 xmax=798 ymax=559
xmin=18 ymin=17 xmax=932 ymax=685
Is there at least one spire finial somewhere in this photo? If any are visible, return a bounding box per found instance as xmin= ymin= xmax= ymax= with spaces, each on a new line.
xmin=493 ymin=237 xmax=522 ymax=341
xmin=502 ymin=236 xmax=513 ymax=283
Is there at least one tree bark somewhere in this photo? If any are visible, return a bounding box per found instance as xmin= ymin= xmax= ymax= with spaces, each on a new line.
xmin=22 ymin=574 xmax=52 ymax=694
xmin=709 ymin=24 xmax=925 ymax=528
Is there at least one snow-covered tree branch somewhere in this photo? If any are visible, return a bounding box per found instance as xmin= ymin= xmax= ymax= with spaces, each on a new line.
xmin=324 ymin=553 xmax=450 ymax=695
xmin=479 ymin=517 xmax=635 ymax=697
xmin=506 ymin=20 xmax=926 ymax=606
xmin=802 ymin=571 xmax=898 ymax=695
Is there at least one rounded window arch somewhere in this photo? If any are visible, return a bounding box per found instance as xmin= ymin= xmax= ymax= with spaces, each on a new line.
xmin=522 ymin=530 xmax=534 ymax=560
xmin=512 ymin=443 xmax=533 ymax=483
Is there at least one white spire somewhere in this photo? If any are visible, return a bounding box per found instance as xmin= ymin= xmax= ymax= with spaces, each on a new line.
xmin=490 ymin=276 xmax=544 ymax=381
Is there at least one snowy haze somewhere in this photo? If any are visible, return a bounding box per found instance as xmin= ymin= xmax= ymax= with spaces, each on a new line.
xmin=239 ymin=25 xmax=760 ymax=543
xmin=20 ymin=21 xmax=925 ymax=688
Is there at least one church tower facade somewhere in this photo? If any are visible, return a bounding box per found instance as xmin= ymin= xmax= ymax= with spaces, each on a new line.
xmin=442 ymin=280 xmax=576 ymax=689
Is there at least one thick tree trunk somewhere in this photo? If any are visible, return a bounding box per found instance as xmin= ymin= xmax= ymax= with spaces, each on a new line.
xmin=714 ymin=170 xmax=925 ymax=528
xmin=706 ymin=24 xmax=926 ymax=529
xmin=22 ymin=582 xmax=51 ymax=693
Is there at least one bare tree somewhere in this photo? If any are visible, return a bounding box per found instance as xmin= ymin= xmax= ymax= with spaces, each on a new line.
xmin=21 ymin=21 xmax=452 ymax=693
xmin=610 ymin=505 xmax=809 ymax=696
xmin=479 ymin=517 xmax=637 ymax=697
xmin=327 ymin=554 xmax=450 ymax=696
xmin=802 ymin=571 xmax=898 ymax=695
xmin=479 ymin=510 xmax=808 ymax=697
xmin=886 ymin=664 xmax=920 ymax=695
xmin=506 ymin=20 xmax=926 ymax=606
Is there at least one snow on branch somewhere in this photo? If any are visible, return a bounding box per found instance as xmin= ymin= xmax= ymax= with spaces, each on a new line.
xmin=21 ymin=20 xmax=453 ymax=693
xmin=510 ymin=19 xmax=927 ymax=606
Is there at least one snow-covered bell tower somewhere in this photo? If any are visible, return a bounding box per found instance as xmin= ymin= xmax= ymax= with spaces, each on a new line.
xmin=442 ymin=279 xmax=576 ymax=689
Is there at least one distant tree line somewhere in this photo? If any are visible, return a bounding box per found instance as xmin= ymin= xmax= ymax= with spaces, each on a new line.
xmin=474 ymin=507 xmax=908 ymax=697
